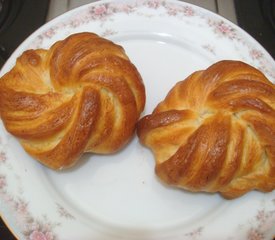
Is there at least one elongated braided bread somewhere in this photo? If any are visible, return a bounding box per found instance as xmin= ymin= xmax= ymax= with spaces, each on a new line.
xmin=137 ymin=60 xmax=275 ymax=199
xmin=0 ymin=32 xmax=145 ymax=169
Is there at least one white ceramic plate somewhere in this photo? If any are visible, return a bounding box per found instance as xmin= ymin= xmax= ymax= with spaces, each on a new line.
xmin=0 ymin=0 xmax=275 ymax=239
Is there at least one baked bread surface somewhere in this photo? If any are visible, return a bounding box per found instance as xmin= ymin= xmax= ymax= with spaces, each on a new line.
xmin=0 ymin=32 xmax=145 ymax=169
xmin=137 ymin=60 xmax=275 ymax=199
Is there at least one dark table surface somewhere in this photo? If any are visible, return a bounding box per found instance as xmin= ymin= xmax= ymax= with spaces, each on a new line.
xmin=0 ymin=217 xmax=17 ymax=239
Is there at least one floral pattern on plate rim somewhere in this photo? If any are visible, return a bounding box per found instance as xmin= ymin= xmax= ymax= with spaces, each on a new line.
xmin=0 ymin=148 xmax=59 ymax=240
xmin=227 ymin=203 xmax=275 ymax=240
xmin=0 ymin=139 xmax=75 ymax=239
xmin=0 ymin=0 xmax=275 ymax=239
xmin=29 ymin=0 xmax=275 ymax=80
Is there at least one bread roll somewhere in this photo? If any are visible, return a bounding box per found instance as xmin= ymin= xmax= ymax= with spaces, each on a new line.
xmin=0 ymin=32 xmax=145 ymax=169
xmin=137 ymin=60 xmax=275 ymax=199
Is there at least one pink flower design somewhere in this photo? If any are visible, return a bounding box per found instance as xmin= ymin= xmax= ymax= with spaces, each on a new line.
xmin=69 ymin=19 xmax=82 ymax=28
xmin=209 ymin=20 xmax=237 ymax=39
xmin=202 ymin=44 xmax=216 ymax=55
xmin=185 ymin=226 xmax=204 ymax=237
xmin=167 ymin=7 xmax=178 ymax=16
xmin=101 ymin=29 xmax=118 ymax=37
xmin=111 ymin=3 xmax=134 ymax=14
xmin=247 ymin=229 xmax=264 ymax=240
xmin=89 ymin=4 xmax=111 ymax=20
xmin=256 ymin=210 xmax=266 ymax=222
xmin=45 ymin=232 xmax=54 ymax=240
xmin=56 ymin=203 xmax=75 ymax=220
xmin=121 ymin=5 xmax=134 ymax=14
xmin=0 ymin=175 xmax=6 ymax=189
xmin=93 ymin=5 xmax=107 ymax=16
xmin=15 ymin=199 xmax=28 ymax=214
xmin=43 ymin=28 xmax=56 ymax=39
xmin=147 ymin=0 xmax=161 ymax=9
xmin=29 ymin=222 xmax=40 ymax=231
xmin=250 ymin=49 xmax=263 ymax=60
xmin=29 ymin=230 xmax=54 ymax=240
xmin=24 ymin=219 xmax=57 ymax=240
xmin=0 ymin=151 xmax=7 ymax=163
xmin=256 ymin=209 xmax=275 ymax=231
xmin=183 ymin=6 xmax=195 ymax=16
xmin=217 ymin=22 xmax=230 ymax=33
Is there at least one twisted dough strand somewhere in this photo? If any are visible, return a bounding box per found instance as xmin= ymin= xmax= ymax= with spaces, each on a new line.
xmin=0 ymin=32 xmax=145 ymax=169
xmin=137 ymin=60 xmax=275 ymax=199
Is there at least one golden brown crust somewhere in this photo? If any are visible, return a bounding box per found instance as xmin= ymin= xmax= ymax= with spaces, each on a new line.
xmin=0 ymin=32 xmax=145 ymax=169
xmin=137 ymin=60 xmax=275 ymax=199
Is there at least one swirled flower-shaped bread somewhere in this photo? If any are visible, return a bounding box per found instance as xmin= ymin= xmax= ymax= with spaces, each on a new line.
xmin=0 ymin=32 xmax=145 ymax=170
xmin=137 ymin=60 xmax=275 ymax=199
